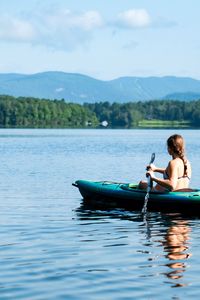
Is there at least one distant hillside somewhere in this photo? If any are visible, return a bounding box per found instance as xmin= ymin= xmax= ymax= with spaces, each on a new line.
xmin=163 ymin=92 xmax=200 ymax=101
xmin=0 ymin=71 xmax=200 ymax=102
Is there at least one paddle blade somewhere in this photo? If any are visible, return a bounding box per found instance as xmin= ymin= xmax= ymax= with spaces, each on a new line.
xmin=149 ymin=152 xmax=155 ymax=165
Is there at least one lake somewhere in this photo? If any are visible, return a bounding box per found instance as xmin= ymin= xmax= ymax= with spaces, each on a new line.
xmin=1 ymin=129 xmax=200 ymax=299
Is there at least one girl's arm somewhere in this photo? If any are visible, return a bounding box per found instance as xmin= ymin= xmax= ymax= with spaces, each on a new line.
xmin=154 ymin=167 xmax=166 ymax=174
xmin=147 ymin=161 xmax=178 ymax=191
xmin=148 ymin=164 xmax=165 ymax=174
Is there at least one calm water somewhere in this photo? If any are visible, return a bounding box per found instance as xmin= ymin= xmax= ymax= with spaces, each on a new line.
xmin=1 ymin=129 xmax=200 ymax=299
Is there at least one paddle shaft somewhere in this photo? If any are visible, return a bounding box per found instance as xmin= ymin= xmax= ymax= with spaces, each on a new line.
xmin=146 ymin=153 xmax=155 ymax=191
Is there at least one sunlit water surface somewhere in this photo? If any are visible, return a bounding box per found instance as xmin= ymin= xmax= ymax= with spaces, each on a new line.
xmin=1 ymin=129 xmax=200 ymax=299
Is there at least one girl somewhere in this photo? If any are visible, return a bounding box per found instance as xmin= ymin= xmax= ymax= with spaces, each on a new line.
xmin=139 ymin=134 xmax=192 ymax=191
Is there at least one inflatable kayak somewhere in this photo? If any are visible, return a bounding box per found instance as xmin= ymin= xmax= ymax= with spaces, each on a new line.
xmin=73 ymin=180 xmax=200 ymax=214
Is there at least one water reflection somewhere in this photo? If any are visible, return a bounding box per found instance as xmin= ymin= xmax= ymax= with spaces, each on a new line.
xmin=76 ymin=203 xmax=193 ymax=289
xmin=139 ymin=212 xmax=192 ymax=288
xmin=162 ymin=219 xmax=191 ymax=286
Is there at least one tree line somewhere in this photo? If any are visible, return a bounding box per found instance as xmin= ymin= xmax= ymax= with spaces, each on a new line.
xmin=0 ymin=95 xmax=200 ymax=128
xmin=84 ymin=100 xmax=200 ymax=127
xmin=0 ymin=95 xmax=98 ymax=128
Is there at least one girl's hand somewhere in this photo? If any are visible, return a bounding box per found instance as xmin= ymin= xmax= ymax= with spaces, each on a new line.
xmin=146 ymin=170 xmax=155 ymax=180
xmin=146 ymin=163 xmax=156 ymax=171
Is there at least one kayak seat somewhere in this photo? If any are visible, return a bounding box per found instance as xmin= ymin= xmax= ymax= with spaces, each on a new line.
xmin=174 ymin=188 xmax=197 ymax=192
xmin=128 ymin=184 xmax=138 ymax=189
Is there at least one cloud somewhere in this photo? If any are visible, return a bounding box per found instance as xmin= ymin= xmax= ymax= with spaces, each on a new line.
xmin=0 ymin=7 xmax=176 ymax=51
xmin=116 ymin=9 xmax=151 ymax=29
xmin=31 ymin=9 xmax=104 ymax=51
xmin=38 ymin=9 xmax=103 ymax=31
xmin=0 ymin=14 xmax=36 ymax=42
xmin=0 ymin=8 xmax=104 ymax=51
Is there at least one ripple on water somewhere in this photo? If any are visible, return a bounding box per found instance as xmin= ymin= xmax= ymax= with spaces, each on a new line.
xmin=1 ymin=129 xmax=200 ymax=299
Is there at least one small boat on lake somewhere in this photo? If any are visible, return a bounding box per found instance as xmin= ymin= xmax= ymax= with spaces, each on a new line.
xmin=73 ymin=180 xmax=200 ymax=214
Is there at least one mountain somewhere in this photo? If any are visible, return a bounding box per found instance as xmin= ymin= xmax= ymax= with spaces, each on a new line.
xmin=163 ymin=92 xmax=200 ymax=101
xmin=0 ymin=71 xmax=200 ymax=102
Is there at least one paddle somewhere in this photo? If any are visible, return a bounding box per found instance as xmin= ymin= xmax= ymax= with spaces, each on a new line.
xmin=142 ymin=152 xmax=155 ymax=214
xmin=146 ymin=152 xmax=155 ymax=192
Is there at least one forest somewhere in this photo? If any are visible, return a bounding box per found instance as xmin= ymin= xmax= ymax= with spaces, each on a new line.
xmin=0 ymin=95 xmax=200 ymax=128
xmin=0 ymin=95 xmax=98 ymax=128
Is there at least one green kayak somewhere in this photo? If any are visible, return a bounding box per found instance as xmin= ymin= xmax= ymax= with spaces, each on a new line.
xmin=73 ymin=180 xmax=200 ymax=214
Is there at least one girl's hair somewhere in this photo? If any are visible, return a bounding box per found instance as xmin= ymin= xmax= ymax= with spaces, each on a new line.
xmin=167 ymin=134 xmax=187 ymax=176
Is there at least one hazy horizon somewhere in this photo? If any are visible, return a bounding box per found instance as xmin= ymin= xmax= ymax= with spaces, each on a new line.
xmin=0 ymin=71 xmax=200 ymax=82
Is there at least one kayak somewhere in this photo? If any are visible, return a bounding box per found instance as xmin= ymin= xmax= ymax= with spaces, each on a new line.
xmin=73 ymin=180 xmax=200 ymax=214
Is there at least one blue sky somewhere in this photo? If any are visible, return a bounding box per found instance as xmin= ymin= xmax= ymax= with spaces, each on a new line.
xmin=0 ymin=0 xmax=200 ymax=80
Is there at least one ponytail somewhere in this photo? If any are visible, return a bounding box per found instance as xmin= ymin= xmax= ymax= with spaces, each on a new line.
xmin=167 ymin=134 xmax=187 ymax=176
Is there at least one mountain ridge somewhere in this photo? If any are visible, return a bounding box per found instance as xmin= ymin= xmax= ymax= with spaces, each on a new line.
xmin=0 ymin=71 xmax=200 ymax=102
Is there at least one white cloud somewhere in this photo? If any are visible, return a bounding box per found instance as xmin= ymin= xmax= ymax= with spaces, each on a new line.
xmin=0 ymin=9 xmax=104 ymax=51
xmin=0 ymin=15 xmax=36 ymax=42
xmin=116 ymin=9 xmax=151 ymax=28
xmin=0 ymin=7 xmax=175 ymax=51
xmin=39 ymin=9 xmax=103 ymax=31
xmin=75 ymin=11 xmax=103 ymax=30
xmin=31 ymin=9 xmax=104 ymax=51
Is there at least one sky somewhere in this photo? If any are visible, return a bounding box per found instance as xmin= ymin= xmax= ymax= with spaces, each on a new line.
xmin=0 ymin=0 xmax=200 ymax=80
